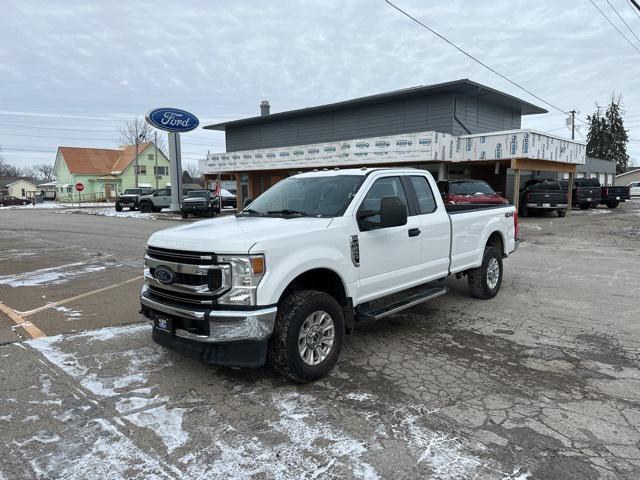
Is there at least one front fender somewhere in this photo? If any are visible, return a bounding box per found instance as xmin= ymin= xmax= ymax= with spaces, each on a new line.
xmin=251 ymin=239 xmax=355 ymax=306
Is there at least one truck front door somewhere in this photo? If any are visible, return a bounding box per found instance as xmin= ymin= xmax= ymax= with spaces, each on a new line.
xmin=355 ymin=176 xmax=423 ymax=303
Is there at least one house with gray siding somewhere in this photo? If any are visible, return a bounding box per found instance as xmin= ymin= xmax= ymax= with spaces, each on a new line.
xmin=200 ymin=79 xmax=587 ymax=208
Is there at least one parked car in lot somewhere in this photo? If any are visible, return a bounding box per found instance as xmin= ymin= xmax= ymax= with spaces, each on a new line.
xmin=0 ymin=196 xmax=31 ymax=207
xmin=180 ymin=190 xmax=220 ymax=218
xmin=519 ymin=179 xmax=568 ymax=217
xmin=437 ymin=179 xmax=508 ymax=205
xmin=115 ymin=187 xmax=153 ymax=211
xmin=561 ymin=178 xmax=602 ymax=209
xmin=600 ymin=185 xmax=630 ymax=208
xmin=627 ymin=181 xmax=640 ymax=197
xmin=218 ymin=188 xmax=237 ymax=209
xmin=138 ymin=188 xmax=172 ymax=213
xmin=141 ymin=168 xmax=518 ymax=382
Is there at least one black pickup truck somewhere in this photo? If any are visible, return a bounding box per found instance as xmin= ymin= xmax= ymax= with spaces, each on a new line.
xmin=180 ymin=190 xmax=221 ymax=218
xmin=115 ymin=187 xmax=153 ymax=211
xmin=560 ymin=178 xmax=602 ymax=209
xmin=520 ymin=179 xmax=568 ymax=217
xmin=600 ymin=185 xmax=630 ymax=209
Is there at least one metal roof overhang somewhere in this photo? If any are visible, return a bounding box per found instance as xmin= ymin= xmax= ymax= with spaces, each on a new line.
xmin=204 ymin=79 xmax=548 ymax=131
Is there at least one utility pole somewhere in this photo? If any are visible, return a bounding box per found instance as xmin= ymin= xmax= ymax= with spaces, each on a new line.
xmin=569 ymin=110 xmax=576 ymax=140
xmin=154 ymin=131 xmax=158 ymax=190
xmin=134 ymin=122 xmax=139 ymax=188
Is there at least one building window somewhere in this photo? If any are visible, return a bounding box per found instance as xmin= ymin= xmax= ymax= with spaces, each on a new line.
xmin=154 ymin=166 xmax=168 ymax=175
xmin=480 ymin=136 xmax=486 ymax=144
xmin=466 ymin=138 xmax=472 ymax=152
xmin=148 ymin=154 xmax=154 ymax=161
xmin=21 ymin=188 xmax=26 ymax=197
xmin=495 ymin=143 xmax=502 ymax=159
xmin=136 ymin=165 xmax=147 ymax=175
xmin=66 ymin=186 xmax=72 ymax=193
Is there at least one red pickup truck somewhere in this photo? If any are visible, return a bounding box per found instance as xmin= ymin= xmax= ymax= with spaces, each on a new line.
xmin=437 ymin=180 xmax=508 ymax=206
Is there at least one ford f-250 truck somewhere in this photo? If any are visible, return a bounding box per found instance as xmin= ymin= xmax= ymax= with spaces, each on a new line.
xmin=140 ymin=168 xmax=518 ymax=382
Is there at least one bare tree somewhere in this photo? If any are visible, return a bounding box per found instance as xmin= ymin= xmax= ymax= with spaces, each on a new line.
xmin=118 ymin=117 xmax=166 ymax=151
xmin=185 ymin=162 xmax=200 ymax=180
xmin=0 ymin=153 xmax=23 ymax=177
xmin=31 ymin=163 xmax=56 ymax=182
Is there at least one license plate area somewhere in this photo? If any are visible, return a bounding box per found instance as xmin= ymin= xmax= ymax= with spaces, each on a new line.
xmin=586 ymin=197 xmax=592 ymax=201
xmin=155 ymin=315 xmax=173 ymax=333
xmin=151 ymin=310 xmax=210 ymax=336
xmin=542 ymin=203 xmax=551 ymax=208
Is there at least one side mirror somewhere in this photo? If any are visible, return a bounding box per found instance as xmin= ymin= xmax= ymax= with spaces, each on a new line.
xmin=496 ymin=191 xmax=503 ymax=197
xmin=379 ymin=196 xmax=407 ymax=228
xmin=243 ymin=197 xmax=253 ymax=208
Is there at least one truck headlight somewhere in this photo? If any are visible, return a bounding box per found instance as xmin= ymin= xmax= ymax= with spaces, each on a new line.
xmin=217 ymin=254 xmax=265 ymax=306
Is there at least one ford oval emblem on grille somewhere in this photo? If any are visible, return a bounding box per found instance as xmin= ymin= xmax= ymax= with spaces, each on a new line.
xmin=154 ymin=265 xmax=177 ymax=285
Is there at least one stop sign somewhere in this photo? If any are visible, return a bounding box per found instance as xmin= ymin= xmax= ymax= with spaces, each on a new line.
xmin=75 ymin=182 xmax=84 ymax=192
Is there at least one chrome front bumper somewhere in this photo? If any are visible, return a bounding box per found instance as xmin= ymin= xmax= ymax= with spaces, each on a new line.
xmin=140 ymin=286 xmax=277 ymax=343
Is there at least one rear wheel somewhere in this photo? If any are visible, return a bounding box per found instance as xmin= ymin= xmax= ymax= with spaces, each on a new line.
xmin=557 ymin=209 xmax=567 ymax=217
xmin=468 ymin=247 xmax=503 ymax=299
xmin=579 ymin=204 xmax=589 ymax=210
xmin=115 ymin=203 xmax=123 ymax=212
xmin=520 ymin=206 xmax=529 ymax=217
xmin=181 ymin=212 xmax=188 ymax=219
xmin=268 ymin=290 xmax=344 ymax=383
xmin=139 ymin=202 xmax=152 ymax=213
xmin=606 ymin=201 xmax=619 ymax=209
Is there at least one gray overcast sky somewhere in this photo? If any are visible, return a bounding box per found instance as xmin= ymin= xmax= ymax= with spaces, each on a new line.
xmin=1 ymin=0 xmax=639 ymax=171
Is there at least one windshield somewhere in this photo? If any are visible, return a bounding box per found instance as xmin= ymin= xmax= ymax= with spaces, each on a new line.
xmin=187 ymin=190 xmax=209 ymax=198
xmin=242 ymin=175 xmax=365 ymax=217
xmin=123 ymin=189 xmax=142 ymax=195
xmin=450 ymin=181 xmax=496 ymax=196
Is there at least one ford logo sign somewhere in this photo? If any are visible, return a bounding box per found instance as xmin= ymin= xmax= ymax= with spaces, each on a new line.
xmin=154 ymin=265 xmax=177 ymax=285
xmin=145 ymin=108 xmax=199 ymax=133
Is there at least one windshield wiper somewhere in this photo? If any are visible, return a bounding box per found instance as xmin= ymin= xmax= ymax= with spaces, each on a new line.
xmin=266 ymin=209 xmax=307 ymax=216
xmin=237 ymin=208 xmax=262 ymax=215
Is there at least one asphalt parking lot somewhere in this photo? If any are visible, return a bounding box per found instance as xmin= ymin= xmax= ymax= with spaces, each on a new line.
xmin=1 ymin=201 xmax=639 ymax=479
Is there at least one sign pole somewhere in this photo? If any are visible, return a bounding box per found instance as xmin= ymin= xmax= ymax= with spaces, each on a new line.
xmin=168 ymin=132 xmax=183 ymax=212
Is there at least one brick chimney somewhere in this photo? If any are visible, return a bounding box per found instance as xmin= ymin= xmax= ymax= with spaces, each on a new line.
xmin=260 ymin=100 xmax=270 ymax=116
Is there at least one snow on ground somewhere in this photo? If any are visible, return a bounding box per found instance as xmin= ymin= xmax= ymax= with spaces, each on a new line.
xmin=0 ymin=202 xmax=115 ymax=210
xmin=0 ymin=260 xmax=116 ymax=287
xmin=60 ymin=207 xmax=179 ymax=220
xmin=53 ymin=306 xmax=83 ymax=321
xmin=19 ymin=323 xmax=529 ymax=479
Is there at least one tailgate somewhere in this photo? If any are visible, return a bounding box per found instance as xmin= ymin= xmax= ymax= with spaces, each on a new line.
xmin=577 ymin=187 xmax=600 ymax=201
xmin=527 ymin=192 xmax=565 ymax=206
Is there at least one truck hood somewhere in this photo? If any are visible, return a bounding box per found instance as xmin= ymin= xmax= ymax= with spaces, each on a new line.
xmin=182 ymin=197 xmax=207 ymax=203
xmin=147 ymin=215 xmax=333 ymax=253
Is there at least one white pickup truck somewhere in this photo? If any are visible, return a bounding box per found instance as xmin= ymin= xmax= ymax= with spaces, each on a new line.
xmin=141 ymin=168 xmax=518 ymax=382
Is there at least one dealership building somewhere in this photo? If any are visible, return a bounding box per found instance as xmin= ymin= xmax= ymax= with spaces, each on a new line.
xmin=200 ymin=79 xmax=596 ymax=208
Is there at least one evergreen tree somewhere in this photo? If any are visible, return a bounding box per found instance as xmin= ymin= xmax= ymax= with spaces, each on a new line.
xmin=605 ymin=96 xmax=629 ymax=174
xmin=586 ymin=96 xmax=629 ymax=174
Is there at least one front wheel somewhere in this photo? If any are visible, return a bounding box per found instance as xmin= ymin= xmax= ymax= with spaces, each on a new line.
xmin=139 ymin=202 xmax=152 ymax=213
xmin=268 ymin=290 xmax=344 ymax=383
xmin=557 ymin=209 xmax=567 ymax=217
xmin=115 ymin=203 xmax=123 ymax=212
xmin=181 ymin=212 xmax=188 ymax=219
xmin=468 ymin=247 xmax=503 ymax=299
xmin=606 ymin=201 xmax=619 ymax=209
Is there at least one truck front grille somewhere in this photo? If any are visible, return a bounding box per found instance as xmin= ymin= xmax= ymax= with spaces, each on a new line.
xmin=144 ymin=247 xmax=230 ymax=307
xmin=146 ymin=246 xmax=216 ymax=265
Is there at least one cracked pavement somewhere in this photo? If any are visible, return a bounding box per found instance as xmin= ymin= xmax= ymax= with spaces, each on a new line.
xmin=0 ymin=201 xmax=639 ymax=479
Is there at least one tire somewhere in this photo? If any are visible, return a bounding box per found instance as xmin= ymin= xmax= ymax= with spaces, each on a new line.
xmin=579 ymin=204 xmax=589 ymax=210
xmin=268 ymin=290 xmax=344 ymax=383
xmin=467 ymin=247 xmax=503 ymax=299
xmin=606 ymin=201 xmax=619 ymax=209
xmin=115 ymin=203 xmax=123 ymax=212
xmin=520 ymin=206 xmax=529 ymax=217
xmin=181 ymin=212 xmax=188 ymax=219
xmin=557 ymin=209 xmax=566 ymax=217
xmin=208 ymin=207 xmax=215 ymax=217
xmin=0 ymin=203 xmax=4 ymax=207
xmin=139 ymin=202 xmax=152 ymax=213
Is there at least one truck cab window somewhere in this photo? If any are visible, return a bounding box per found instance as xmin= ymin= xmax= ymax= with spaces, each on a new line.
xmin=410 ymin=176 xmax=437 ymax=214
xmin=358 ymin=176 xmax=408 ymax=228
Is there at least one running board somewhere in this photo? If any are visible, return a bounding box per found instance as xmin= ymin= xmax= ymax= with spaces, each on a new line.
xmin=356 ymin=286 xmax=448 ymax=322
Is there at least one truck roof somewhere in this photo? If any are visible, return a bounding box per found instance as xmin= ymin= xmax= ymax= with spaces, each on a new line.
xmin=294 ymin=167 xmax=424 ymax=178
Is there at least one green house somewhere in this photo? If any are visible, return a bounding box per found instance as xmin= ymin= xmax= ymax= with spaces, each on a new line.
xmin=54 ymin=142 xmax=171 ymax=202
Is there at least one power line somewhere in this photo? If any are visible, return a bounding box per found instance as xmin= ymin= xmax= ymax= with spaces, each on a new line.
xmin=0 ymin=132 xmax=116 ymax=141
xmin=0 ymin=122 xmax=116 ymax=133
xmin=589 ymin=0 xmax=640 ymax=54
xmin=605 ymin=0 xmax=640 ymax=44
xmin=629 ymin=0 xmax=640 ymax=17
xmin=383 ymin=0 xmax=577 ymax=117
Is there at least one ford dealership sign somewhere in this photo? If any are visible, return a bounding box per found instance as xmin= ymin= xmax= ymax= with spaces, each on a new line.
xmin=145 ymin=108 xmax=199 ymax=133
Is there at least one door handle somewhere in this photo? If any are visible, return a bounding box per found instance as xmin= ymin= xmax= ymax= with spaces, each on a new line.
xmin=408 ymin=228 xmax=421 ymax=237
